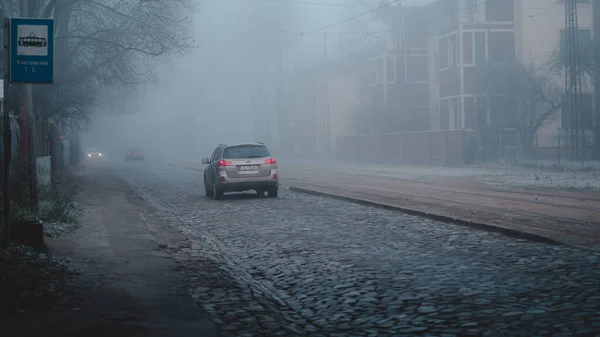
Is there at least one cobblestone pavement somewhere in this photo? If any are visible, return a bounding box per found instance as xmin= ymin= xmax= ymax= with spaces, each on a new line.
xmin=116 ymin=162 xmax=600 ymax=337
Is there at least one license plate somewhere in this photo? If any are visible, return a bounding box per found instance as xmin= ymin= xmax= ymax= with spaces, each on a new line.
xmin=239 ymin=165 xmax=259 ymax=171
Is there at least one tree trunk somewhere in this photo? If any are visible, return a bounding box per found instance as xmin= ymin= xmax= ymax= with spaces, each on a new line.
xmin=521 ymin=133 xmax=535 ymax=160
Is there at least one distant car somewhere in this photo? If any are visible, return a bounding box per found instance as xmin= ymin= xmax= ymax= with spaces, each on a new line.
xmin=84 ymin=148 xmax=103 ymax=160
xmin=125 ymin=148 xmax=144 ymax=161
xmin=202 ymin=142 xmax=278 ymax=199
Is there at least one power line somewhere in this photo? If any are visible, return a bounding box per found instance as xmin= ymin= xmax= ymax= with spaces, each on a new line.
xmin=258 ymin=0 xmax=373 ymax=7
xmin=304 ymin=0 xmax=399 ymax=36
xmin=301 ymin=0 xmax=496 ymax=38
xmin=275 ymin=28 xmax=389 ymax=36
xmin=412 ymin=0 xmax=497 ymax=24
xmin=210 ymin=0 xmax=495 ymax=41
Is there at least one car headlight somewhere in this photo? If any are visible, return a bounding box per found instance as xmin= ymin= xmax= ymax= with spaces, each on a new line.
xmin=88 ymin=154 xmax=91 ymax=157
xmin=99 ymin=153 xmax=102 ymax=156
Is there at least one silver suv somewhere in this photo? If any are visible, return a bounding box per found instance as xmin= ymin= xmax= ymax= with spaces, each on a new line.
xmin=202 ymin=143 xmax=279 ymax=199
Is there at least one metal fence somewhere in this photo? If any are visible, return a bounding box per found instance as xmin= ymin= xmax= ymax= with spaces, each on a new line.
xmin=487 ymin=132 xmax=600 ymax=168
xmin=336 ymin=129 xmax=471 ymax=166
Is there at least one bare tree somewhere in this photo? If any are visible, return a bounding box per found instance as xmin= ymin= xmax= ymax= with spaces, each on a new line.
xmin=504 ymin=62 xmax=563 ymax=158
xmin=37 ymin=0 xmax=196 ymax=123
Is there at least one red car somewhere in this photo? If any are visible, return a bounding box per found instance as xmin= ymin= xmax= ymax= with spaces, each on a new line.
xmin=125 ymin=148 xmax=144 ymax=161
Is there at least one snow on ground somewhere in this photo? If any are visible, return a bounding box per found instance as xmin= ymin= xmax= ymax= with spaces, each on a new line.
xmin=282 ymin=160 xmax=600 ymax=191
xmin=164 ymin=156 xmax=600 ymax=191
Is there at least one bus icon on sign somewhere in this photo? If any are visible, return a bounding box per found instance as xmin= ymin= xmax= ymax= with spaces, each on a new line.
xmin=18 ymin=33 xmax=47 ymax=47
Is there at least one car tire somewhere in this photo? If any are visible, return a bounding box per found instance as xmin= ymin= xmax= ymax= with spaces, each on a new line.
xmin=267 ymin=186 xmax=278 ymax=198
xmin=213 ymin=183 xmax=223 ymax=200
xmin=205 ymin=182 xmax=214 ymax=197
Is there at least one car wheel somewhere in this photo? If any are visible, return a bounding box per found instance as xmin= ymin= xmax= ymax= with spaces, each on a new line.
xmin=267 ymin=186 xmax=278 ymax=198
xmin=213 ymin=183 xmax=223 ymax=200
xmin=205 ymin=181 xmax=214 ymax=197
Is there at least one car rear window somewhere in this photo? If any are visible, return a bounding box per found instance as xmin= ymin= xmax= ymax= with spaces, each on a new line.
xmin=223 ymin=145 xmax=270 ymax=159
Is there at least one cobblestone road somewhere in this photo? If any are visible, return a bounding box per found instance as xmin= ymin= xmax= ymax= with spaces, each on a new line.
xmin=116 ymin=162 xmax=600 ymax=337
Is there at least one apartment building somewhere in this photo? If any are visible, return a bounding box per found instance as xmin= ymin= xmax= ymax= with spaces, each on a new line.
xmin=427 ymin=0 xmax=594 ymax=141
xmin=428 ymin=0 xmax=517 ymax=132
xmin=370 ymin=5 xmax=430 ymax=133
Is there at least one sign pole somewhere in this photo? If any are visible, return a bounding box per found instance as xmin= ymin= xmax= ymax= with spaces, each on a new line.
xmin=3 ymin=18 xmax=12 ymax=247
xmin=2 ymin=16 xmax=54 ymax=246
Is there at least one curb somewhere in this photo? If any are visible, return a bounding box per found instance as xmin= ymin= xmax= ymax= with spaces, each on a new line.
xmin=184 ymin=166 xmax=202 ymax=172
xmin=288 ymin=186 xmax=566 ymax=247
xmin=159 ymin=161 xmax=202 ymax=171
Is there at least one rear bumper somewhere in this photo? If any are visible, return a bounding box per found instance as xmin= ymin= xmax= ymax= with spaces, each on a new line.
xmin=218 ymin=173 xmax=278 ymax=192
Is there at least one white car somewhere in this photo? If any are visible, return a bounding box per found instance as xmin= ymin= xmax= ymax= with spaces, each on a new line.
xmin=84 ymin=148 xmax=103 ymax=160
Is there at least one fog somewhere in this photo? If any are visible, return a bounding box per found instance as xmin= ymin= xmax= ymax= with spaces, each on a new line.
xmin=82 ymin=0 xmax=416 ymax=161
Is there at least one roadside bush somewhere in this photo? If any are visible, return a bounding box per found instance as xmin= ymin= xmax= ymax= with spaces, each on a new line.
xmin=11 ymin=171 xmax=83 ymax=238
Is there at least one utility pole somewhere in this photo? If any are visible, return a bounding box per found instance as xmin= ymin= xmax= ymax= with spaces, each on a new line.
xmin=593 ymin=0 xmax=600 ymax=158
xmin=3 ymin=19 xmax=11 ymax=246
xmin=322 ymin=32 xmax=331 ymax=152
xmin=564 ymin=0 xmax=584 ymax=162
xmin=20 ymin=0 xmax=37 ymax=213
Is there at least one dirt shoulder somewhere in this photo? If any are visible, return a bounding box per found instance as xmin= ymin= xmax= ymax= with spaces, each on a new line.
xmin=281 ymin=165 xmax=600 ymax=251
xmin=0 ymin=166 xmax=218 ymax=337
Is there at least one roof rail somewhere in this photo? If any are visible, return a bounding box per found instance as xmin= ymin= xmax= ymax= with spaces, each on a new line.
xmin=257 ymin=142 xmax=264 ymax=145
xmin=218 ymin=143 xmax=227 ymax=147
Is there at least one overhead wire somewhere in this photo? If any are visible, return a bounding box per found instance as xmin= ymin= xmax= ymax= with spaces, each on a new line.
xmin=207 ymin=0 xmax=499 ymax=44
xmin=294 ymin=0 xmax=498 ymax=39
xmin=258 ymin=0 xmax=373 ymax=7
xmin=303 ymin=0 xmax=399 ymax=36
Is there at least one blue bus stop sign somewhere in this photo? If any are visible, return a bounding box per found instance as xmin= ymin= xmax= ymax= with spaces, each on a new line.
xmin=9 ymin=18 xmax=54 ymax=84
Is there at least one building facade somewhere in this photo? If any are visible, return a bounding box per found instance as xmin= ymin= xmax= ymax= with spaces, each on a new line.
xmin=428 ymin=0 xmax=517 ymax=132
xmin=371 ymin=5 xmax=430 ymax=133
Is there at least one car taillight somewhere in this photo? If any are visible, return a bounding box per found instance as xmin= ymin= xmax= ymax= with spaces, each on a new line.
xmin=138 ymin=152 xmax=144 ymax=154
xmin=218 ymin=160 xmax=233 ymax=167
xmin=264 ymin=158 xmax=276 ymax=164
xmin=220 ymin=176 xmax=226 ymax=183
xmin=127 ymin=152 xmax=132 ymax=154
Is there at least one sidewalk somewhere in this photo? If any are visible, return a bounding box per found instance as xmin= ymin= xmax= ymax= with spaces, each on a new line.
xmin=1 ymin=166 xmax=218 ymax=337
xmin=163 ymin=159 xmax=600 ymax=251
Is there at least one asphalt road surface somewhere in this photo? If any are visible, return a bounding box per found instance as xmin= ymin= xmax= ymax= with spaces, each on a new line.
xmin=113 ymin=160 xmax=600 ymax=337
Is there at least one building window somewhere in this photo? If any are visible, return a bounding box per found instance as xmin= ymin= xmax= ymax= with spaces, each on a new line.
xmin=476 ymin=97 xmax=489 ymax=127
xmin=489 ymin=31 xmax=515 ymax=64
xmin=466 ymin=0 xmax=477 ymax=22
xmin=434 ymin=53 xmax=439 ymax=82
xmin=559 ymin=28 xmax=592 ymax=65
xmin=440 ymin=100 xmax=450 ymax=130
xmin=449 ymin=98 xmax=456 ymax=129
xmin=449 ymin=34 xmax=458 ymax=67
xmin=463 ymin=32 xmax=473 ymax=65
xmin=464 ymin=96 xmax=475 ymax=129
xmin=485 ymin=0 xmax=514 ymax=22
xmin=474 ymin=31 xmax=486 ymax=66
xmin=378 ymin=58 xmax=384 ymax=84
xmin=407 ymin=55 xmax=428 ymax=82
xmin=370 ymin=57 xmax=384 ymax=86
xmin=439 ymin=38 xmax=448 ymax=69
xmin=386 ymin=56 xmax=396 ymax=83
